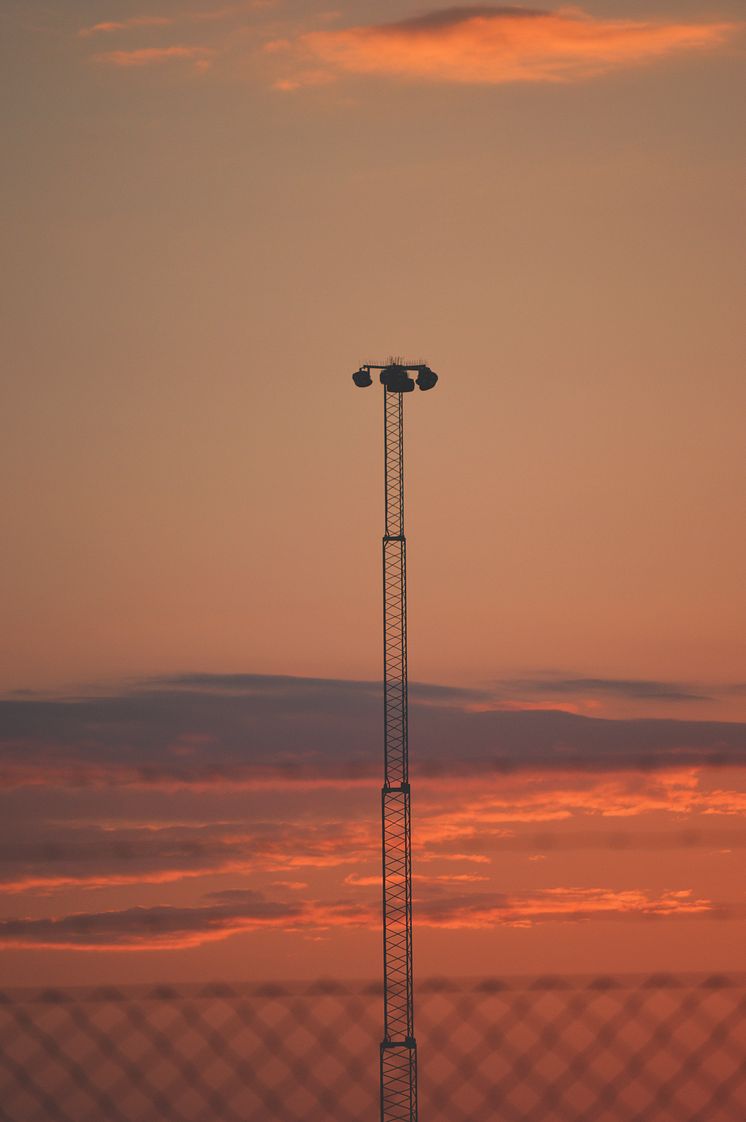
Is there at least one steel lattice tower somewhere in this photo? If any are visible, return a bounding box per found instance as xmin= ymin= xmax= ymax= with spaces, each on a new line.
xmin=352 ymin=358 xmax=439 ymax=1122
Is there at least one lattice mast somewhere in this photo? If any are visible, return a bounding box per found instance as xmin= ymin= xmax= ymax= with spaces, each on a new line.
xmin=381 ymin=383 xmax=417 ymax=1122
xmin=351 ymin=358 xmax=439 ymax=1122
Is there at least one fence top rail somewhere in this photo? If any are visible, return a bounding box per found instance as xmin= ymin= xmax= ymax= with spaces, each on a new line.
xmin=1 ymin=972 xmax=745 ymax=1005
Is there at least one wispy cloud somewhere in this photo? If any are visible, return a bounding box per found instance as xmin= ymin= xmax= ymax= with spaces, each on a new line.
xmin=421 ymin=824 xmax=746 ymax=859
xmin=0 ymin=890 xmax=305 ymax=951
xmin=417 ymin=886 xmax=715 ymax=929
xmin=0 ymin=818 xmax=374 ymax=894
xmin=418 ymin=770 xmax=746 ymax=845
xmin=0 ymin=884 xmax=718 ymax=950
xmin=79 ymin=5 xmax=259 ymax=39
xmin=79 ymin=16 xmax=172 ymax=39
xmin=93 ymin=45 xmax=215 ymax=69
xmin=270 ymin=5 xmax=739 ymax=89
xmin=491 ymin=675 xmax=714 ymax=703
xmin=78 ymin=3 xmax=275 ymax=73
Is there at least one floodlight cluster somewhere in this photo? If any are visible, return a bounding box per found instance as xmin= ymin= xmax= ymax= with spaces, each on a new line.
xmin=352 ymin=363 xmax=439 ymax=392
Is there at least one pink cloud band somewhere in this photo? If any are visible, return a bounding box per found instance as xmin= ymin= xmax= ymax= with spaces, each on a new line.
xmin=272 ymin=5 xmax=739 ymax=89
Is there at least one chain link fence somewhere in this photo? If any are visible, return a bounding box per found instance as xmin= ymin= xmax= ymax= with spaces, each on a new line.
xmin=1 ymin=974 xmax=744 ymax=1121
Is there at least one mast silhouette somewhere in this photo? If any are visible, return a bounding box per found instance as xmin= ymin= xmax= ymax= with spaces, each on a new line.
xmin=352 ymin=359 xmax=439 ymax=1121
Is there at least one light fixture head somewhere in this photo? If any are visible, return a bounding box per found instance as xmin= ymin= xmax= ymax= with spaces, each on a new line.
xmin=416 ymin=367 xmax=438 ymax=391
xmin=352 ymin=368 xmax=373 ymax=387
xmin=380 ymin=364 xmax=415 ymax=393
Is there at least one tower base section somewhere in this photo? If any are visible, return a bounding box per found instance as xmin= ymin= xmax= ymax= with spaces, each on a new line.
xmin=380 ymin=1040 xmax=418 ymax=1122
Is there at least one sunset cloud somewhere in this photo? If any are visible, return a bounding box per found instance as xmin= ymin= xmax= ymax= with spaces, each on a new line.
xmin=93 ymin=46 xmax=215 ymax=69
xmin=79 ymin=5 xmax=256 ymax=38
xmin=417 ymin=886 xmax=715 ymax=929
xmin=490 ymin=675 xmax=715 ymax=704
xmin=1 ymin=674 xmax=743 ymax=791
xmin=0 ymin=891 xmax=305 ymax=951
xmin=418 ymin=769 xmax=746 ymax=840
xmin=0 ymin=885 xmax=717 ymax=950
xmin=2 ymin=771 xmax=743 ymax=897
xmin=0 ymin=819 xmax=374 ymax=894
xmin=1 ymin=674 xmax=743 ymax=961
xmin=421 ymin=824 xmax=746 ymax=860
xmin=271 ymin=6 xmax=739 ymax=89
xmin=79 ymin=17 xmax=172 ymax=38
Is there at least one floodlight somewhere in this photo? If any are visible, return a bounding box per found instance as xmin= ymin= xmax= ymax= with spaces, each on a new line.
xmin=352 ymin=368 xmax=373 ymax=387
xmin=416 ymin=367 xmax=438 ymax=391
xmin=380 ymin=364 xmax=415 ymax=393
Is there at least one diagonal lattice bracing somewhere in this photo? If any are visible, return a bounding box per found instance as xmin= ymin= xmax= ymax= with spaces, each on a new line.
xmin=381 ymin=1044 xmax=418 ymax=1122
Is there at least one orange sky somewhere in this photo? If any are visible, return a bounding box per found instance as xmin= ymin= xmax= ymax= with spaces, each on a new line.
xmin=1 ymin=1 xmax=744 ymax=987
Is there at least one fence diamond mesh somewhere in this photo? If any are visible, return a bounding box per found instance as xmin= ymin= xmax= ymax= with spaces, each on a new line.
xmin=1 ymin=974 xmax=744 ymax=1122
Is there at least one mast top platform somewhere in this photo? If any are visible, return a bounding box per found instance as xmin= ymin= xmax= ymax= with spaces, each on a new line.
xmin=352 ymin=359 xmax=439 ymax=392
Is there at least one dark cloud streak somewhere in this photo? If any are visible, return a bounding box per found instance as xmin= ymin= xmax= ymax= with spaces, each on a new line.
xmin=1 ymin=884 xmax=732 ymax=950
xmin=0 ymin=891 xmax=302 ymax=948
xmin=0 ymin=674 xmax=743 ymax=790
xmin=493 ymin=676 xmax=713 ymax=702
xmin=384 ymin=7 xmax=546 ymax=34
xmin=0 ymin=818 xmax=372 ymax=891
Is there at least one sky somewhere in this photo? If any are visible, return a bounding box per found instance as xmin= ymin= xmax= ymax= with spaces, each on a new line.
xmin=1 ymin=1 xmax=744 ymax=988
